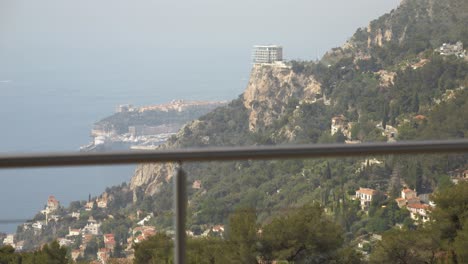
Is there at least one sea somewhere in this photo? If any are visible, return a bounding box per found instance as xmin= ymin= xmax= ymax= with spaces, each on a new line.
xmin=0 ymin=59 xmax=249 ymax=234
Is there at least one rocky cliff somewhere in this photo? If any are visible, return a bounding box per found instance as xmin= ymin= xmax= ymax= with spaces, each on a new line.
xmin=243 ymin=65 xmax=321 ymax=132
xmin=128 ymin=64 xmax=322 ymax=195
xmin=323 ymin=0 xmax=468 ymax=65
xmin=130 ymin=163 xmax=175 ymax=198
xmin=127 ymin=0 xmax=468 ymax=198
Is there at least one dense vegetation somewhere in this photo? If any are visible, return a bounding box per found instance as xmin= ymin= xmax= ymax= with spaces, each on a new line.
xmin=134 ymin=204 xmax=360 ymax=264
xmin=0 ymin=241 xmax=67 ymax=264
xmin=131 ymin=183 xmax=468 ymax=263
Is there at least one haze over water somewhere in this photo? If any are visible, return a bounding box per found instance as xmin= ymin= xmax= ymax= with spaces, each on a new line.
xmin=0 ymin=0 xmax=397 ymax=233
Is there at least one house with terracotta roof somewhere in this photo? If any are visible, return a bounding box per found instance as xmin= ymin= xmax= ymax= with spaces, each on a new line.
xmin=401 ymin=188 xmax=417 ymax=200
xmin=103 ymin=233 xmax=116 ymax=251
xmin=355 ymin=187 xmax=380 ymax=211
xmin=395 ymin=187 xmax=433 ymax=223
xmin=395 ymin=197 xmax=407 ymax=208
xmin=132 ymin=226 xmax=156 ymax=242
xmin=105 ymin=237 xmax=116 ymax=251
xmin=192 ymin=180 xmax=202 ymax=189
xmin=47 ymin=195 xmax=60 ymax=212
xmin=68 ymin=227 xmax=81 ymax=237
xmin=104 ymin=233 xmax=115 ymax=243
xmin=407 ymin=203 xmax=431 ymax=223
xmin=395 ymin=188 xmax=420 ymax=208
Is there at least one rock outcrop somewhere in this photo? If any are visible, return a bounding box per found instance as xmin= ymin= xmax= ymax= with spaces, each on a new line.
xmin=243 ymin=65 xmax=321 ymax=131
xmin=130 ymin=162 xmax=175 ymax=197
xmin=128 ymin=64 xmax=322 ymax=195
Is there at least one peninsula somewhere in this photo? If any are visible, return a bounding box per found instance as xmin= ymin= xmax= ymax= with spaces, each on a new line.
xmin=80 ymin=100 xmax=227 ymax=152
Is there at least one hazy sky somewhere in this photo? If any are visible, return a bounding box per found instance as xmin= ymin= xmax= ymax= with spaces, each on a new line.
xmin=1 ymin=0 xmax=398 ymax=63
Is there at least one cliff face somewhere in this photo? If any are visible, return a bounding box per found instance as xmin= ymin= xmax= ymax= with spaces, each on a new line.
xmin=130 ymin=162 xmax=175 ymax=197
xmin=127 ymin=0 xmax=468 ymax=197
xmin=243 ymin=65 xmax=321 ymax=132
xmin=128 ymin=65 xmax=322 ymax=195
xmin=323 ymin=0 xmax=468 ymax=65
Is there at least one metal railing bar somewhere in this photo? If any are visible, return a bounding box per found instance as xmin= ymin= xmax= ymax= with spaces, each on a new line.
xmin=174 ymin=165 xmax=187 ymax=264
xmin=0 ymin=140 xmax=467 ymax=169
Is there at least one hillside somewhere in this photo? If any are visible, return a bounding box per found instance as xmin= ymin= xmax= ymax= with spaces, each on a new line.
xmin=128 ymin=0 xmax=468 ymax=200
xmin=9 ymin=0 xmax=468 ymax=262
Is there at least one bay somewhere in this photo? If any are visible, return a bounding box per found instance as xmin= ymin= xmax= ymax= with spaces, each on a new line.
xmin=0 ymin=61 xmax=248 ymax=233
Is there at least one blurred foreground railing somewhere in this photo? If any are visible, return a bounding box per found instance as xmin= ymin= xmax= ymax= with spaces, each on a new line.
xmin=1 ymin=140 xmax=468 ymax=168
xmin=1 ymin=139 xmax=468 ymax=264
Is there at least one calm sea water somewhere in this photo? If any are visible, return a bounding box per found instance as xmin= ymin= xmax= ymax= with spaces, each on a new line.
xmin=0 ymin=61 xmax=248 ymax=233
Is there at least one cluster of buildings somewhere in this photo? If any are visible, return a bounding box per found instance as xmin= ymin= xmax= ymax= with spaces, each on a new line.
xmin=1 ymin=234 xmax=24 ymax=251
xmin=66 ymin=216 xmax=158 ymax=263
xmin=1 ymin=191 xmax=228 ymax=263
xmin=84 ymin=196 xmax=108 ymax=211
xmin=395 ymin=188 xmax=433 ymax=223
xmin=70 ymin=232 xmax=119 ymax=263
xmin=435 ymin=41 xmax=466 ymax=58
xmin=449 ymin=168 xmax=468 ymax=184
xmin=354 ymin=186 xmax=434 ymax=223
xmin=330 ymin=114 xmax=398 ymax=143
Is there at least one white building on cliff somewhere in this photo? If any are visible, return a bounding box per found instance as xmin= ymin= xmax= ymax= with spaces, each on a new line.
xmin=252 ymin=45 xmax=283 ymax=64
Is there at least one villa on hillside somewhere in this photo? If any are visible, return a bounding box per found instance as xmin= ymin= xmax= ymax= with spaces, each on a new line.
xmin=97 ymin=197 xmax=108 ymax=208
xmin=395 ymin=187 xmax=433 ymax=223
xmin=47 ymin=196 xmax=60 ymax=211
xmin=2 ymin=234 xmax=14 ymax=247
xmin=449 ymin=168 xmax=468 ymax=184
xmin=407 ymin=203 xmax=432 ymax=223
xmin=82 ymin=216 xmax=101 ymax=235
xmin=355 ymin=187 xmax=381 ymax=211
xmin=41 ymin=195 xmax=60 ymax=214
xmin=435 ymin=41 xmax=466 ymax=58
xmin=68 ymin=227 xmax=81 ymax=237
xmin=192 ymin=180 xmax=202 ymax=189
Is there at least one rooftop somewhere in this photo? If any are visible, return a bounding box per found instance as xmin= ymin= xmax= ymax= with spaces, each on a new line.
xmin=357 ymin=188 xmax=378 ymax=196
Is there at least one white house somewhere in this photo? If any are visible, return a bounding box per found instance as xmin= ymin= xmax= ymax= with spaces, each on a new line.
xmin=82 ymin=217 xmax=101 ymax=235
xmin=355 ymin=187 xmax=380 ymax=211
xmin=3 ymin=234 xmax=14 ymax=246
xmin=407 ymin=203 xmax=431 ymax=223
xmin=32 ymin=222 xmax=44 ymax=230
xmin=68 ymin=227 xmax=81 ymax=237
